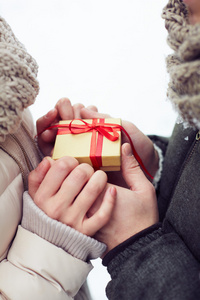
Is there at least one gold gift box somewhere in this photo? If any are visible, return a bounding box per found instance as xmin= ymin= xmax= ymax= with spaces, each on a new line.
xmin=52 ymin=118 xmax=122 ymax=171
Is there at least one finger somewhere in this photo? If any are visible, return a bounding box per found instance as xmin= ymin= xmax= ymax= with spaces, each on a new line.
xmin=39 ymin=129 xmax=57 ymax=143
xmin=43 ymin=163 xmax=94 ymax=222
xmin=58 ymin=163 xmax=94 ymax=206
xmin=86 ymin=105 xmax=98 ymax=112
xmin=73 ymin=103 xmax=85 ymax=119
xmin=80 ymin=107 xmax=111 ymax=119
xmin=55 ymin=97 xmax=74 ymax=120
xmin=36 ymin=108 xmax=58 ymax=136
xmin=36 ymin=108 xmax=58 ymax=156
xmin=73 ymin=170 xmax=108 ymax=215
xmin=121 ymin=143 xmax=149 ymax=191
xmin=84 ymin=186 xmax=116 ymax=236
xmin=38 ymin=130 xmax=57 ymax=157
xmin=28 ymin=157 xmax=52 ymax=198
xmin=34 ymin=156 xmax=79 ymax=204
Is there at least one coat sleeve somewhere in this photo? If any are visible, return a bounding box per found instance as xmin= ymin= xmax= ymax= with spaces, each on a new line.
xmin=103 ymin=224 xmax=200 ymax=300
xmin=149 ymin=134 xmax=169 ymax=156
xmin=0 ymin=226 xmax=93 ymax=300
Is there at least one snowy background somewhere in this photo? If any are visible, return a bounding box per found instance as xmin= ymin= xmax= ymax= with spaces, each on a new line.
xmin=1 ymin=1 xmax=177 ymax=299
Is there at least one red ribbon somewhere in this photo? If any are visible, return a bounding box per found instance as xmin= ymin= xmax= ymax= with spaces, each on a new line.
xmin=44 ymin=119 xmax=153 ymax=179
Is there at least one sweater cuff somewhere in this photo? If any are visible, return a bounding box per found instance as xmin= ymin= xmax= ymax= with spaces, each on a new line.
xmin=103 ymin=223 xmax=162 ymax=266
xmin=152 ymin=143 xmax=164 ymax=189
xmin=22 ymin=191 xmax=106 ymax=261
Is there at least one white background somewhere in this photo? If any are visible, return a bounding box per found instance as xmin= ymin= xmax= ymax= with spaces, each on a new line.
xmin=1 ymin=1 xmax=177 ymax=299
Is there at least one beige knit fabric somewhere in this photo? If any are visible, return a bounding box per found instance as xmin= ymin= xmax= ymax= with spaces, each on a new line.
xmin=0 ymin=17 xmax=39 ymax=141
xmin=162 ymin=0 xmax=200 ymax=129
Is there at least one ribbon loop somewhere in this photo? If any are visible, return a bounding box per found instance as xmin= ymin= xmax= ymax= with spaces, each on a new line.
xmin=40 ymin=118 xmax=153 ymax=179
xmin=68 ymin=119 xmax=120 ymax=142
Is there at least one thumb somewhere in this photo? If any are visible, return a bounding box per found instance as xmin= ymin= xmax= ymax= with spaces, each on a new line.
xmin=121 ymin=143 xmax=149 ymax=191
xmin=28 ymin=157 xmax=53 ymax=198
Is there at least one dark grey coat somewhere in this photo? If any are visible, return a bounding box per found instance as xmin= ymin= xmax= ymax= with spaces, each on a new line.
xmin=103 ymin=123 xmax=200 ymax=300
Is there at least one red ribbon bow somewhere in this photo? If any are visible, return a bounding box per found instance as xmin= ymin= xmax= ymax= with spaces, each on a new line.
xmin=43 ymin=119 xmax=153 ymax=179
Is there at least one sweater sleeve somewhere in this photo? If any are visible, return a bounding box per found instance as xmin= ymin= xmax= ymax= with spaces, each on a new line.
xmin=102 ymin=224 xmax=200 ymax=300
xmin=149 ymin=134 xmax=169 ymax=189
xmin=152 ymin=143 xmax=164 ymax=189
xmin=22 ymin=191 xmax=106 ymax=261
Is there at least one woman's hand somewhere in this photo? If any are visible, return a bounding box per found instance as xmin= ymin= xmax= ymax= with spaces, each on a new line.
xmin=36 ymin=98 xmax=98 ymax=156
xmin=28 ymin=156 xmax=116 ymax=236
xmin=28 ymin=143 xmax=158 ymax=248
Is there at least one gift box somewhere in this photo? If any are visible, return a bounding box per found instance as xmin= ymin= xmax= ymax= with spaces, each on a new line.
xmin=52 ymin=118 xmax=122 ymax=171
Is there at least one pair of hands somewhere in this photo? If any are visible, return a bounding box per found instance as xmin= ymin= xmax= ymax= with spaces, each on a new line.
xmin=37 ymin=97 xmax=158 ymax=181
xmin=29 ymin=98 xmax=159 ymax=253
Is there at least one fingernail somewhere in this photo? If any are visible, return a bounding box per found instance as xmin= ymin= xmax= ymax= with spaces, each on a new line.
xmin=123 ymin=143 xmax=133 ymax=157
xmin=109 ymin=186 xmax=117 ymax=197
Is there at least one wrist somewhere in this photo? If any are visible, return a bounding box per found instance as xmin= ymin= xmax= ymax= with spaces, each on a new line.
xmin=22 ymin=191 xmax=107 ymax=261
xmin=103 ymin=223 xmax=162 ymax=266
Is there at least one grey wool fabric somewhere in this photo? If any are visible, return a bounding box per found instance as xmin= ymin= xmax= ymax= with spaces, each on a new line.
xmin=162 ymin=0 xmax=200 ymax=129
xmin=0 ymin=17 xmax=39 ymax=141
xmin=102 ymin=1 xmax=200 ymax=299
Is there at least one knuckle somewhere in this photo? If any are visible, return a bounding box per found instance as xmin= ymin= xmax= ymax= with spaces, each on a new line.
xmin=62 ymin=211 xmax=78 ymax=228
xmin=28 ymin=170 xmax=35 ymax=184
xmin=82 ymin=228 xmax=91 ymax=236
xmin=56 ymin=159 xmax=69 ymax=171
xmin=65 ymin=216 xmax=75 ymax=227
xmin=73 ymin=103 xmax=85 ymax=110
xmin=57 ymin=97 xmax=70 ymax=106
xmin=46 ymin=204 xmax=61 ymax=220
xmin=28 ymin=170 xmax=39 ymax=188
xmin=73 ymin=164 xmax=93 ymax=182
xmin=33 ymin=193 xmax=44 ymax=207
xmin=86 ymin=105 xmax=98 ymax=112
xmin=55 ymin=156 xmax=78 ymax=171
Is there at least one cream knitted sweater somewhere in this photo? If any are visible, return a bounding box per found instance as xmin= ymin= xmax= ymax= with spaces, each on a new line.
xmin=0 ymin=17 xmax=106 ymax=300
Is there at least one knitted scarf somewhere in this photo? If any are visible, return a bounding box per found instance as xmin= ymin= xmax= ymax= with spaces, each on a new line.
xmin=162 ymin=0 xmax=200 ymax=129
xmin=0 ymin=17 xmax=39 ymax=142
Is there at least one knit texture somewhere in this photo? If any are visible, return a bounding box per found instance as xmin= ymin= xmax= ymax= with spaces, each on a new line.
xmin=162 ymin=0 xmax=200 ymax=129
xmin=152 ymin=143 xmax=164 ymax=189
xmin=22 ymin=191 xmax=107 ymax=261
xmin=0 ymin=17 xmax=39 ymax=141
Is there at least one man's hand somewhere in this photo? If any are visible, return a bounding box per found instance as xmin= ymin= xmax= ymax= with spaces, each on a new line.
xmin=80 ymin=107 xmax=159 ymax=183
xmin=92 ymin=143 xmax=159 ymax=254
